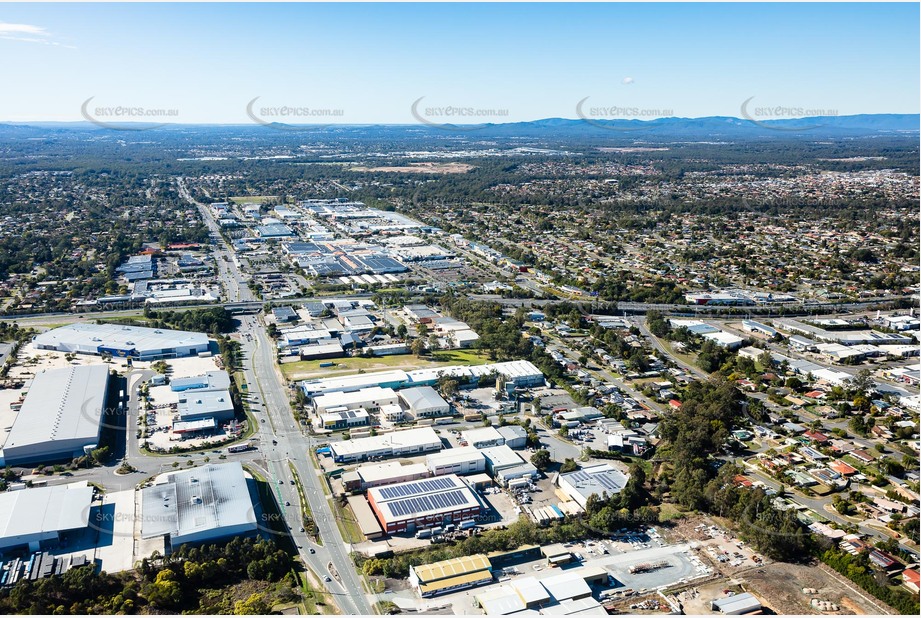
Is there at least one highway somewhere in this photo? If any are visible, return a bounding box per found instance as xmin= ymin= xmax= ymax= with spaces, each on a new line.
xmin=239 ymin=317 xmax=375 ymax=615
xmin=2 ymin=291 xmax=911 ymax=324
xmin=176 ymin=181 xmax=375 ymax=614
xmin=177 ymin=177 xmax=254 ymax=303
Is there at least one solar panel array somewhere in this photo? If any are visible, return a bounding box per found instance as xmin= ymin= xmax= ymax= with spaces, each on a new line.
xmin=378 ymin=476 xmax=457 ymax=500
xmin=386 ymin=489 xmax=470 ymax=518
xmin=567 ymin=468 xmax=625 ymax=491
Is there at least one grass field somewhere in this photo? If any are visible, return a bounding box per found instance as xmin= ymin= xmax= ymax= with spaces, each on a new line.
xmin=280 ymin=350 xmax=491 ymax=380
xmin=228 ymin=195 xmax=279 ymax=204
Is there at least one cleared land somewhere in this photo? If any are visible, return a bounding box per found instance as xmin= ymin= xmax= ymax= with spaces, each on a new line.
xmin=279 ymin=350 xmax=490 ymax=380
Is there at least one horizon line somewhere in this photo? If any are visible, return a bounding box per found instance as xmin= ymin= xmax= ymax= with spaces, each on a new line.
xmin=2 ymin=111 xmax=920 ymax=129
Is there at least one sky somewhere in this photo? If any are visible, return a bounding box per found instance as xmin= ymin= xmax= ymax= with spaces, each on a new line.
xmin=0 ymin=2 xmax=918 ymax=124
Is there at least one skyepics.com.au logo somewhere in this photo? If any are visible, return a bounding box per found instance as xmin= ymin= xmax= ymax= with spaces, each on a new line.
xmin=81 ymin=97 xmax=179 ymax=131
xmin=740 ymin=96 xmax=838 ymax=131
xmin=84 ymin=501 xmax=297 ymax=540
xmin=575 ymin=97 xmax=674 ymax=131
xmin=410 ymin=97 xmax=510 ymax=132
xmin=81 ymin=398 xmax=130 ymax=433
xmin=245 ymin=97 xmax=344 ymax=131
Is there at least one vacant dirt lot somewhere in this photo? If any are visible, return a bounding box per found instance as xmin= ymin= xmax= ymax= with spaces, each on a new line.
xmin=743 ymin=561 xmax=895 ymax=615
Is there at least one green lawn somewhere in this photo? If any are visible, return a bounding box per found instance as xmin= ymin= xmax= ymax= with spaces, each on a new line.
xmin=280 ymin=350 xmax=491 ymax=380
xmin=331 ymin=499 xmax=365 ymax=544
xmin=228 ymin=195 xmax=279 ymax=204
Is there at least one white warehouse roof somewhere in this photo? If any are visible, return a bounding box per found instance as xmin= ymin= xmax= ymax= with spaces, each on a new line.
xmin=313 ymin=386 xmax=398 ymax=413
xmin=33 ymin=322 xmax=210 ymax=359
xmin=329 ymin=427 xmax=442 ymax=460
xmin=0 ymin=482 xmax=94 ymax=550
xmin=398 ymin=386 xmax=449 ymax=411
xmin=140 ymin=462 xmax=257 ymax=547
xmin=426 ymin=446 xmax=486 ymax=469
xmin=0 ymin=365 xmax=110 ymax=466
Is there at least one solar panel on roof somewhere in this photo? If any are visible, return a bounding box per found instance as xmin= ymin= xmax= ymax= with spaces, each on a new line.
xmin=384 ymin=490 xmax=470 ymax=519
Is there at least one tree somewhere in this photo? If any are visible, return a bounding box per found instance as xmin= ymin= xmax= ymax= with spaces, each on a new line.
xmin=848 ymin=368 xmax=875 ymax=399
xmin=410 ymin=338 xmax=426 ymax=357
xmin=560 ymin=458 xmax=578 ymax=473
xmin=530 ymin=449 xmax=552 ymax=471
xmin=234 ymin=593 xmax=271 ymax=615
xmin=437 ymin=376 xmax=459 ymax=399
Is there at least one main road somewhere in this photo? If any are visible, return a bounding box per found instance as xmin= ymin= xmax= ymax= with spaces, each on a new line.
xmin=177 ymin=180 xmax=375 ymax=614
xmin=239 ymin=317 xmax=375 ymax=615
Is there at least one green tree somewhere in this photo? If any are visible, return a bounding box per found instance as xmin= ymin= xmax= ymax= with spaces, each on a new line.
xmin=530 ymin=449 xmax=552 ymax=471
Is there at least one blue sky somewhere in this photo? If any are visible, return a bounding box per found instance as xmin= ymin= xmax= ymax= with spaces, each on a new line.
xmin=0 ymin=2 xmax=918 ymax=123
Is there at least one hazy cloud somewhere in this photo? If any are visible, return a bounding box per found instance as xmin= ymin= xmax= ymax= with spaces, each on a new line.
xmin=0 ymin=21 xmax=72 ymax=47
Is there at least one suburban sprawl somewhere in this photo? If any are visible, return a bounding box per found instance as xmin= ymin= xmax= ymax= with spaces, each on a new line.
xmin=0 ymin=117 xmax=918 ymax=616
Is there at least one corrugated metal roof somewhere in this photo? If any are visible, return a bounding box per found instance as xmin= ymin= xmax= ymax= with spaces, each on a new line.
xmin=414 ymin=554 xmax=491 ymax=584
xmin=2 ymin=365 xmax=109 ymax=454
xmin=140 ymin=462 xmax=256 ymax=541
xmin=0 ymin=482 xmax=93 ymax=544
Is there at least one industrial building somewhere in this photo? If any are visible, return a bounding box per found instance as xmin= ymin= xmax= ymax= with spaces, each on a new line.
xmin=495 ymin=463 xmax=540 ymax=486
xmin=176 ymin=390 xmax=235 ymax=423
xmin=300 ymin=360 xmax=544 ymax=396
xmin=170 ymin=371 xmax=231 ymax=392
xmin=710 ymin=592 xmax=762 ymax=614
xmin=271 ymin=306 xmax=298 ymax=323
xmin=342 ymin=462 xmax=431 ymax=491
xmin=367 ymin=474 xmax=482 ymax=534
xmin=538 ymin=570 xmax=593 ymax=602
xmin=409 ymin=554 xmax=493 ymax=597
xmin=33 ymin=323 xmax=211 ymax=360
xmin=398 ymin=386 xmax=450 ymax=418
xmin=346 ymin=495 xmax=384 ymax=540
xmin=140 ymin=462 xmax=258 ymax=551
xmin=557 ymin=464 xmax=629 ymax=509
xmin=0 ymin=483 xmax=94 ymax=552
xmin=481 ymin=445 xmax=525 ymax=475
xmin=328 ymin=427 xmax=442 ymax=463
xmin=702 ymin=331 xmax=746 ymax=350
xmin=312 ymin=386 xmax=399 ymax=415
xmin=462 ymin=426 xmax=506 ymax=449
xmin=320 ymin=409 xmax=370 ymax=431
xmin=426 ymin=446 xmax=487 ymax=476
xmin=496 ymin=425 xmax=528 ymax=449
xmin=0 ymin=365 xmax=110 ymax=467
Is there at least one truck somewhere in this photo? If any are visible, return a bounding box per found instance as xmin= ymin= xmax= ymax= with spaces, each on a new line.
xmin=415 ymin=529 xmax=433 ymax=540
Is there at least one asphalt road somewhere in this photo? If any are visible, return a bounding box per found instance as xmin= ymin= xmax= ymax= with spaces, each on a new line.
xmin=242 ymin=318 xmax=375 ymax=615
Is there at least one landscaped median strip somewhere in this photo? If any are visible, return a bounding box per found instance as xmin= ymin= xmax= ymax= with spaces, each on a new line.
xmin=288 ymin=460 xmax=320 ymax=544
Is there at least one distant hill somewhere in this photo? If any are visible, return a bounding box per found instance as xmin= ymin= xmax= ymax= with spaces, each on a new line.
xmin=1 ymin=113 xmax=917 ymax=139
xmin=471 ymin=114 xmax=920 ymax=137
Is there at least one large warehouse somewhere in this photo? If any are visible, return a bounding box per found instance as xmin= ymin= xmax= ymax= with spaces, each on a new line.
xmin=558 ymin=464 xmax=629 ymax=509
xmin=312 ymin=386 xmax=399 ymax=415
xmin=367 ymin=474 xmax=482 ymax=534
xmin=328 ymin=427 xmax=442 ymax=463
xmin=300 ymin=360 xmax=544 ymax=397
xmin=426 ymin=446 xmax=486 ymax=476
xmin=0 ymin=365 xmax=110 ymax=466
xmin=33 ymin=323 xmax=211 ymax=360
xmin=140 ymin=462 xmax=258 ymax=550
xmin=409 ymin=554 xmax=493 ymax=597
xmin=0 ymin=482 xmax=94 ymax=552
xmin=398 ymin=386 xmax=450 ymax=418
